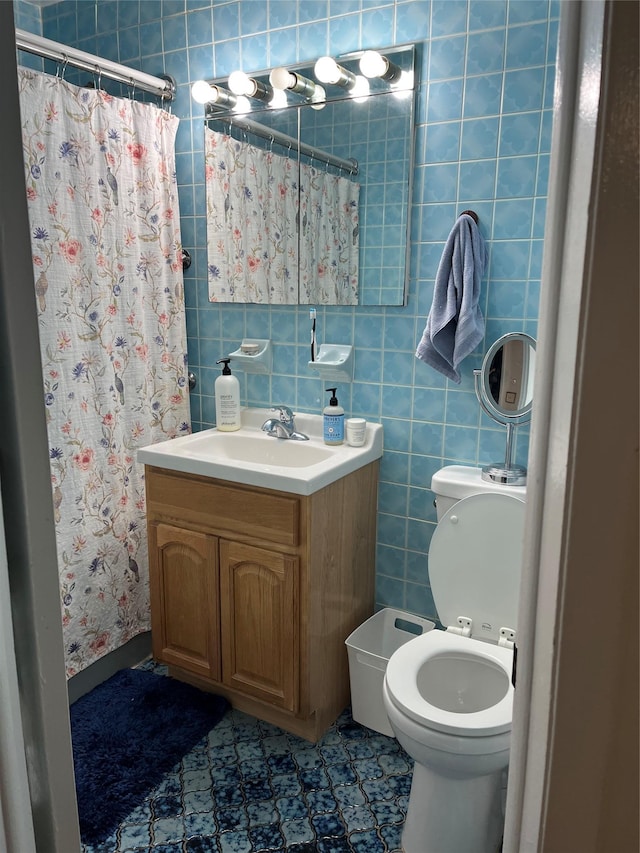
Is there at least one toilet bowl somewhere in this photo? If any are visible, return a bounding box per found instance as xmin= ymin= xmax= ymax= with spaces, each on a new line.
xmin=383 ymin=466 xmax=525 ymax=853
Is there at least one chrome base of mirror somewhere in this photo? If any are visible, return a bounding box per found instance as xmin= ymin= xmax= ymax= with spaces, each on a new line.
xmin=481 ymin=463 xmax=527 ymax=486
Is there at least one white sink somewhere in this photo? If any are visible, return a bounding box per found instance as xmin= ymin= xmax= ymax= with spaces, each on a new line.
xmin=137 ymin=408 xmax=383 ymax=495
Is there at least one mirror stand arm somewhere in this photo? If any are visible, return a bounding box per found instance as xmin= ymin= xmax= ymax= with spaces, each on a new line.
xmin=504 ymin=421 xmax=516 ymax=469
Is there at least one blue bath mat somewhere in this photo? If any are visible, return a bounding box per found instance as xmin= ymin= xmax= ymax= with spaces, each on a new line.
xmin=70 ymin=667 xmax=229 ymax=846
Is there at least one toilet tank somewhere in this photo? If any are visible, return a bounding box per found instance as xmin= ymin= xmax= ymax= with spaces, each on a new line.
xmin=432 ymin=465 xmax=527 ymax=520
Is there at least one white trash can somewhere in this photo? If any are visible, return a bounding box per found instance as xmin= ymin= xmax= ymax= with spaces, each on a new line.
xmin=346 ymin=608 xmax=435 ymax=736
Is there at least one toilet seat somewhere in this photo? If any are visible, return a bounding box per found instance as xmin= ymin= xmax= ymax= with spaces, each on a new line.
xmin=429 ymin=493 xmax=525 ymax=644
xmin=385 ymin=630 xmax=513 ymax=737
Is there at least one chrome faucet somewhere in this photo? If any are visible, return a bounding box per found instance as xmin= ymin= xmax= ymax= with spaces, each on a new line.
xmin=261 ymin=406 xmax=309 ymax=441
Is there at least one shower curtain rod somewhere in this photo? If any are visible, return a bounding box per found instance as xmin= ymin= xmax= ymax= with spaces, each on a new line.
xmin=208 ymin=111 xmax=359 ymax=175
xmin=15 ymin=28 xmax=175 ymax=101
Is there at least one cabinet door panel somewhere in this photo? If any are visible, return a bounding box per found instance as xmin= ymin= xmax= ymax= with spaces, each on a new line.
xmin=149 ymin=523 xmax=220 ymax=680
xmin=220 ymin=540 xmax=298 ymax=711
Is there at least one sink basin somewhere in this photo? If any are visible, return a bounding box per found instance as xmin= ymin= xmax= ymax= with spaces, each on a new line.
xmin=180 ymin=431 xmax=334 ymax=468
xmin=137 ymin=408 xmax=383 ymax=495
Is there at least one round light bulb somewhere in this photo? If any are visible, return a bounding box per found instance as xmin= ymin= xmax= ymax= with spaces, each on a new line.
xmin=350 ymin=75 xmax=370 ymax=101
xmin=269 ymin=67 xmax=296 ymax=90
xmin=310 ymin=84 xmax=326 ymax=110
xmin=314 ymin=56 xmax=340 ymax=85
xmin=191 ymin=79 xmax=216 ymax=104
xmin=228 ymin=70 xmax=252 ymax=96
xmin=392 ymin=70 xmax=414 ymax=99
xmin=359 ymin=50 xmax=387 ymax=79
xmin=233 ymin=96 xmax=252 ymax=114
xmin=269 ymin=89 xmax=288 ymax=109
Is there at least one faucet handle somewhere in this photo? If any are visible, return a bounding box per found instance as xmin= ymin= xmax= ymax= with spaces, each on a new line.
xmin=272 ymin=405 xmax=294 ymax=425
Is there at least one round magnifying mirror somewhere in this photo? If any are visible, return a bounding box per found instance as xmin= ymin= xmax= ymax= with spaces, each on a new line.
xmin=480 ymin=332 xmax=536 ymax=424
xmin=474 ymin=332 xmax=536 ymax=486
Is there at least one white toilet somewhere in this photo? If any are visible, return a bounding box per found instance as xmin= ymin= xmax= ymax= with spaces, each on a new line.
xmin=383 ymin=465 xmax=526 ymax=853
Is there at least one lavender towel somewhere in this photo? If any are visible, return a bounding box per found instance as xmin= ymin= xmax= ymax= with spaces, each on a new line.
xmin=416 ymin=213 xmax=487 ymax=383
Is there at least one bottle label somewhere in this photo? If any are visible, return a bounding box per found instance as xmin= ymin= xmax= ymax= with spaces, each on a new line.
xmin=218 ymin=394 xmax=238 ymax=424
xmin=324 ymin=413 xmax=344 ymax=443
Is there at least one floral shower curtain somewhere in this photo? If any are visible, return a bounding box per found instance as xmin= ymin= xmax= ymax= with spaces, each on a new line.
xmin=206 ymin=128 xmax=299 ymax=303
xmin=205 ymin=127 xmax=359 ymax=304
xmin=299 ymin=162 xmax=359 ymax=305
xmin=18 ymin=69 xmax=191 ymax=678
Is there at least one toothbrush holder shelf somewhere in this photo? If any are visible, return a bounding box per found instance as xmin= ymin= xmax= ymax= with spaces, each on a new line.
xmin=308 ymin=344 xmax=354 ymax=383
xmin=229 ymin=339 xmax=272 ymax=374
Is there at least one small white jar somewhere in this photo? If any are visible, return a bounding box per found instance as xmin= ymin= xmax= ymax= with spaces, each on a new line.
xmin=346 ymin=418 xmax=366 ymax=446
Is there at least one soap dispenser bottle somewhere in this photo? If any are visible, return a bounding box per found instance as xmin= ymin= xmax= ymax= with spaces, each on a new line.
xmin=323 ymin=388 xmax=344 ymax=445
xmin=215 ymin=358 xmax=241 ymax=431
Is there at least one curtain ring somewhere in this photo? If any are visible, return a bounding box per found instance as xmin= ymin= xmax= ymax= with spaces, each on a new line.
xmin=129 ymin=77 xmax=136 ymax=101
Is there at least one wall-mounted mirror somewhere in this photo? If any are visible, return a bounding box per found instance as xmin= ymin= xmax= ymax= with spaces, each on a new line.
xmin=202 ymin=44 xmax=416 ymax=306
xmin=474 ymin=332 xmax=536 ymax=485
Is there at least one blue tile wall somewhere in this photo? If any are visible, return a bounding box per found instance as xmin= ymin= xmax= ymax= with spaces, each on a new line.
xmin=18 ymin=0 xmax=559 ymax=625
xmin=13 ymin=0 xmax=43 ymax=68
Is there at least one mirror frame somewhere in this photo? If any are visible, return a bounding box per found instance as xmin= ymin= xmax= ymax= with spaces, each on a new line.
xmin=477 ymin=332 xmax=536 ymax=426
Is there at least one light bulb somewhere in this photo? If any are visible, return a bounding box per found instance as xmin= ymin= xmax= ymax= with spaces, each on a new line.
xmin=191 ymin=80 xmax=237 ymax=108
xmin=269 ymin=67 xmax=320 ymax=100
xmin=233 ymin=96 xmax=252 ymax=114
xmin=269 ymin=89 xmax=288 ymax=109
xmin=269 ymin=67 xmax=296 ymax=91
xmin=310 ymin=84 xmax=326 ymax=110
xmin=191 ymin=79 xmax=216 ymax=104
xmin=314 ymin=56 xmax=356 ymax=89
xmin=359 ymin=50 xmax=403 ymax=84
xmin=229 ymin=70 xmax=274 ymax=103
xmin=359 ymin=50 xmax=387 ymax=78
xmin=228 ymin=70 xmax=252 ymax=96
xmin=350 ymin=75 xmax=370 ymax=101
xmin=392 ymin=70 xmax=414 ymax=99
xmin=393 ymin=69 xmax=414 ymax=88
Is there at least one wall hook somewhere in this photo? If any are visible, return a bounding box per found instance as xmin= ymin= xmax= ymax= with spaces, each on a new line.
xmin=460 ymin=209 xmax=479 ymax=224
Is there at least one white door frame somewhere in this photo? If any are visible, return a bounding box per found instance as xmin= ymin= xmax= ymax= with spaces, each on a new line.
xmin=504 ymin=1 xmax=639 ymax=849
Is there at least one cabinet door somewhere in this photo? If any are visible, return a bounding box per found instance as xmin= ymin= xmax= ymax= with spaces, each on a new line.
xmin=220 ymin=540 xmax=298 ymax=711
xmin=149 ymin=522 xmax=220 ymax=681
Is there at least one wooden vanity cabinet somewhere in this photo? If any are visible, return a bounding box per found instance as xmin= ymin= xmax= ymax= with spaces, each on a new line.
xmin=144 ymin=462 xmax=378 ymax=742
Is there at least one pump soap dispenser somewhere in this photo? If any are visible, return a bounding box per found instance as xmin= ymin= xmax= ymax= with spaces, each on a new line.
xmin=215 ymin=358 xmax=241 ymax=431
xmin=323 ymin=388 xmax=344 ymax=445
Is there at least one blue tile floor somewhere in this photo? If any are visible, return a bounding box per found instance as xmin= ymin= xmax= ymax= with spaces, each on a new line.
xmin=81 ymin=662 xmax=412 ymax=853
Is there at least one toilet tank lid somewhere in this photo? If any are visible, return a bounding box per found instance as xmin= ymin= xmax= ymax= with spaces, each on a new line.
xmin=431 ymin=465 xmax=527 ymax=501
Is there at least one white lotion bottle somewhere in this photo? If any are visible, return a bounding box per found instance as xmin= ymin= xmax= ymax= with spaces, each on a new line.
xmin=215 ymin=358 xmax=241 ymax=431
xmin=323 ymin=387 xmax=344 ymax=445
